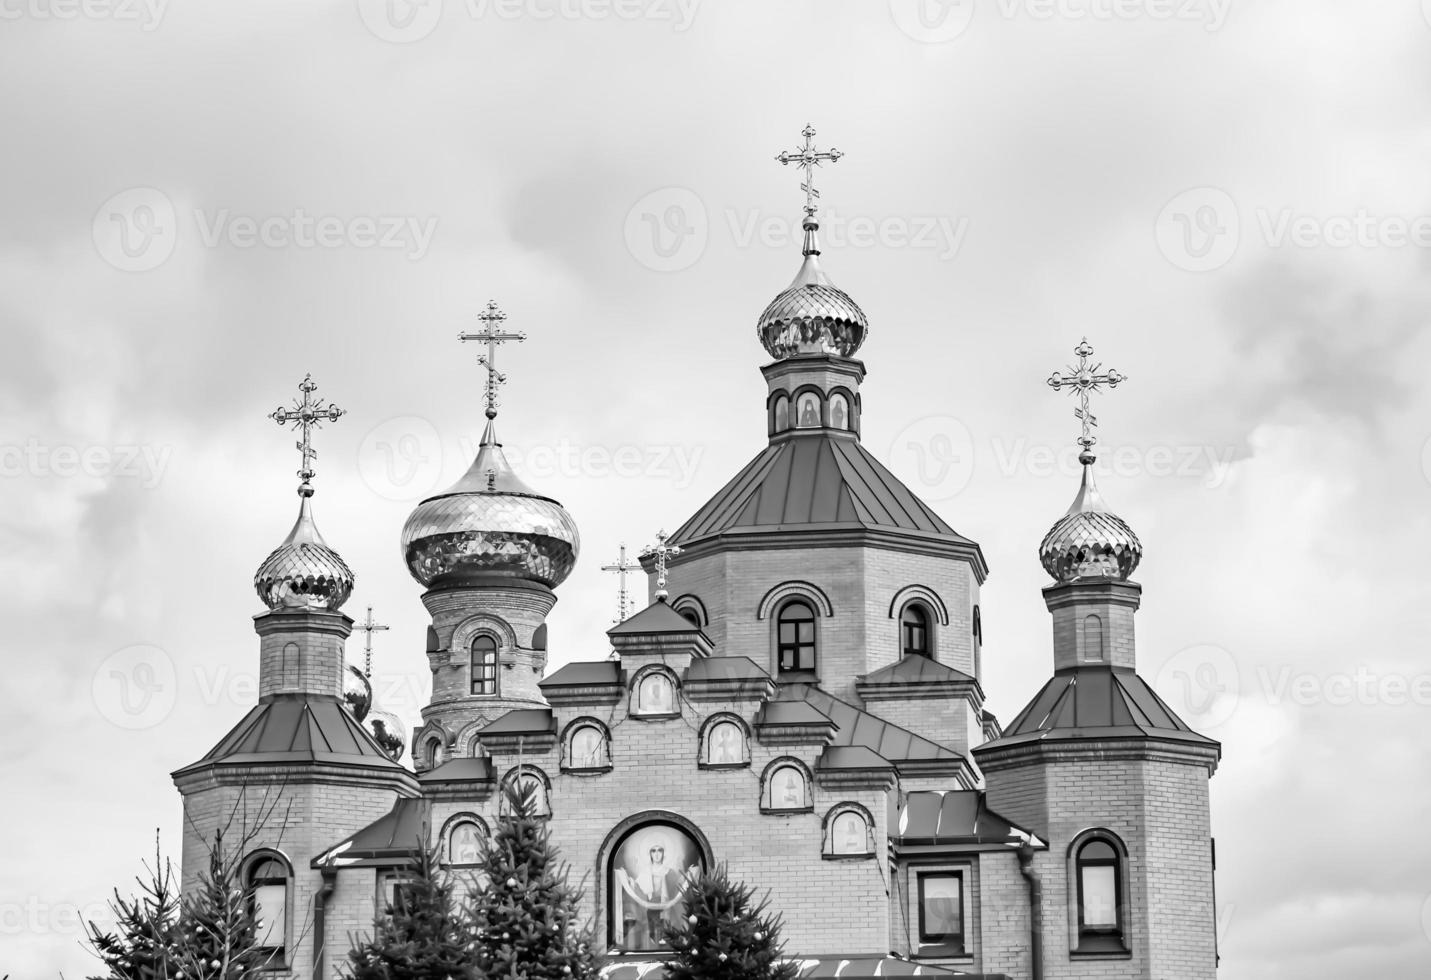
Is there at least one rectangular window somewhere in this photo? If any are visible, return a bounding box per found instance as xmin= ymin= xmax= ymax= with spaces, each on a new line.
xmin=917 ymin=872 xmax=964 ymax=947
xmin=253 ymin=882 xmax=286 ymax=950
xmin=377 ymin=872 xmax=416 ymax=915
xmin=1080 ymin=865 xmax=1118 ymax=929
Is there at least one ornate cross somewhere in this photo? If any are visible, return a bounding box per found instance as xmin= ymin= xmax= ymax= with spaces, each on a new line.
xmin=775 ymin=124 xmax=843 ymax=217
xmin=1046 ymin=338 xmax=1126 ymax=461
xmin=640 ymin=530 xmax=683 ymax=601
xmin=601 ymin=543 xmax=641 ymax=623
xmin=459 ymin=301 xmax=527 ymax=420
xmin=269 ymin=374 xmax=345 ymax=497
xmin=357 ymin=605 xmax=390 ymax=678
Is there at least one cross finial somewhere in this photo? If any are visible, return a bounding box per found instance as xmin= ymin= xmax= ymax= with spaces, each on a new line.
xmin=459 ymin=301 xmax=527 ymax=420
xmin=600 ymin=543 xmax=641 ymax=623
xmin=269 ymin=373 xmax=345 ymax=497
xmin=1046 ymin=338 xmax=1126 ymax=463
xmin=775 ymin=123 xmax=844 ymax=218
xmin=639 ymin=530 xmax=683 ymax=602
xmin=356 ymin=605 xmax=390 ymax=678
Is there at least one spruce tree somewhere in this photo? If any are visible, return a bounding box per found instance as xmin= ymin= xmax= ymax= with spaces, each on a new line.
xmin=469 ymin=781 xmax=601 ymax=980
xmin=173 ymin=830 xmax=278 ymax=978
xmin=85 ymin=838 xmax=182 ymax=980
xmin=347 ymin=838 xmax=480 ymax=980
xmin=662 ymin=865 xmax=798 ymax=980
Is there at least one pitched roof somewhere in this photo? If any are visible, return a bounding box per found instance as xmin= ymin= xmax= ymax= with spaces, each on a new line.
xmin=478 ymin=707 xmax=556 ymax=736
xmin=860 ymin=655 xmax=976 ymax=686
xmin=787 ymin=685 xmax=967 ymax=766
xmin=683 ymin=656 xmax=771 ymax=683
xmin=669 ymin=432 xmax=974 ymax=544
xmin=815 ymin=745 xmax=893 ymax=772
xmin=893 ymin=791 xmax=1043 ymax=848
xmin=984 ymin=665 xmax=1219 ymax=750
xmin=313 ymin=797 xmax=425 ymax=868
xmin=174 ymin=695 xmax=404 ymax=776
xmin=756 ymin=700 xmax=834 ymax=727
xmin=541 ymin=661 xmax=622 ymax=688
xmin=608 ymin=600 xmax=704 ymax=636
xmin=417 ymin=757 xmax=494 ymax=785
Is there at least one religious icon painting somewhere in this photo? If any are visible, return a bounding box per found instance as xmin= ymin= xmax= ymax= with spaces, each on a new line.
xmin=609 ymin=823 xmax=704 ymax=951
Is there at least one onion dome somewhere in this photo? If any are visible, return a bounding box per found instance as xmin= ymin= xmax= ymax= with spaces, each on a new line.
xmin=400 ymin=421 xmax=580 ymax=589
xmin=364 ymin=708 xmax=407 ymax=762
xmin=757 ymin=216 xmax=868 ymax=360
xmin=1039 ymin=454 xmax=1142 ymax=582
xmin=254 ymin=495 xmax=354 ymax=611
xmin=343 ymin=664 xmax=373 ymax=721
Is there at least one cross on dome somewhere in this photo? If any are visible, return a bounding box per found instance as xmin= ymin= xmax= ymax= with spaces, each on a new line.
xmin=1046 ymin=338 xmax=1127 ymax=463
xmin=775 ymin=123 xmax=843 ymax=218
xmin=357 ymin=605 xmax=389 ymax=678
xmin=640 ymin=530 xmax=683 ymax=602
xmin=601 ymin=543 xmax=641 ymax=623
xmin=268 ymin=373 xmax=345 ymax=497
xmin=459 ymin=301 xmax=527 ymax=420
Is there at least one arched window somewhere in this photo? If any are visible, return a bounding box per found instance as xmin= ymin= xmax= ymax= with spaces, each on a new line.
xmin=471 ymin=636 xmax=498 ymax=696
xmin=608 ymin=822 xmax=705 ymax=951
xmin=823 ymin=804 xmax=874 ymax=857
xmin=245 ymin=852 xmax=291 ymax=962
xmin=972 ymin=604 xmax=983 ymax=680
xmin=776 ymin=600 xmax=817 ymax=674
xmin=901 ymin=603 xmax=931 ymax=658
xmin=565 ymin=720 xmax=611 ymax=771
xmin=1073 ymin=835 xmax=1126 ymax=952
xmin=773 ymin=394 xmax=790 ymax=433
xmin=423 ymin=736 xmax=445 ymax=770
xmin=442 ymin=815 xmax=488 ymax=867
xmin=500 ymin=767 xmax=551 ymax=818
xmin=829 ymin=392 xmax=850 ymax=430
xmin=1083 ymin=614 xmax=1105 ymax=662
xmin=633 ymin=670 xmax=677 ymax=716
xmin=761 ymin=759 xmax=811 ymax=812
xmin=796 ymin=392 xmax=821 ymax=428
xmin=701 ymin=717 xmax=748 ymax=768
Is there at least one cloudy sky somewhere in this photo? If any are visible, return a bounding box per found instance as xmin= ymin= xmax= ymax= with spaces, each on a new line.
xmin=3 ymin=0 xmax=1430 ymax=976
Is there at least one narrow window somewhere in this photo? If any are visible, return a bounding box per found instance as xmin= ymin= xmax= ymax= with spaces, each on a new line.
xmin=1083 ymin=614 xmax=1105 ymax=662
xmin=776 ymin=600 xmax=816 ymax=673
xmin=796 ymin=392 xmax=821 ymax=428
xmin=247 ymin=855 xmax=290 ymax=961
xmin=901 ymin=604 xmax=931 ymax=658
xmin=773 ymin=394 xmax=790 ymax=433
xmin=471 ymin=636 xmax=498 ymax=695
xmin=829 ymin=392 xmax=850 ymax=430
xmin=917 ymin=872 xmax=964 ymax=950
xmin=1075 ymin=838 xmax=1124 ymax=951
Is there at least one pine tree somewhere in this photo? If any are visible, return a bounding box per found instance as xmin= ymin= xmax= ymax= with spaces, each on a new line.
xmin=347 ymin=838 xmax=481 ymax=980
xmin=85 ymin=835 xmax=182 ymax=980
xmin=173 ymin=829 xmax=279 ymax=978
xmin=662 ymin=865 xmax=798 ymax=980
xmin=469 ymin=781 xmax=602 ymax=980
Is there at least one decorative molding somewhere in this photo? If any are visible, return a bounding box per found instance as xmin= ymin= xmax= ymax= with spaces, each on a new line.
xmin=757 ymin=580 xmax=834 ymax=620
xmin=888 ymin=585 xmax=950 ymax=626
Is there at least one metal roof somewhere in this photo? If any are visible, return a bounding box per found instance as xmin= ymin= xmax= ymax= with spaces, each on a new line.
xmin=608 ymin=599 xmax=705 ymax=636
xmin=540 ymin=661 xmax=622 ymax=688
xmin=816 ymin=745 xmax=893 ymax=772
xmin=756 ymin=699 xmax=835 ymax=727
xmin=860 ymin=655 xmax=975 ymax=686
xmin=174 ymin=694 xmax=404 ymax=776
xmin=788 ymin=685 xmax=966 ymax=765
xmin=312 ymin=797 xmax=425 ymax=868
xmin=892 ymin=791 xmax=1042 ymax=848
xmin=417 ymin=757 xmax=494 ymax=785
xmin=478 ymin=707 xmax=556 ymax=736
xmin=683 ymin=656 xmax=771 ymax=683
xmin=985 ymin=665 xmax=1220 ymax=750
xmin=669 ymin=432 xmax=973 ymax=543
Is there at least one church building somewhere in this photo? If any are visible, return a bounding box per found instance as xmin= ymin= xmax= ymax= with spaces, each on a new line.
xmin=170 ymin=129 xmax=1222 ymax=980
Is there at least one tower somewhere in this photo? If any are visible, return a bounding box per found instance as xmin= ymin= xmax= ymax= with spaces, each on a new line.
xmin=400 ymin=302 xmax=580 ymax=770
xmin=654 ymin=126 xmax=988 ymax=763
xmin=172 ymin=375 xmax=417 ymax=980
xmin=973 ymin=342 xmax=1221 ymax=980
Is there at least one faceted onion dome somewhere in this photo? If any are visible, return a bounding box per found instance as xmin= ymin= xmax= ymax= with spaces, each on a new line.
xmin=400 ymin=422 xmax=580 ymax=589
xmin=254 ymin=496 xmax=354 ymax=611
xmin=1039 ymin=457 xmax=1143 ymax=582
xmin=757 ymin=217 xmax=868 ymax=360
xmin=343 ymin=664 xmax=372 ymax=721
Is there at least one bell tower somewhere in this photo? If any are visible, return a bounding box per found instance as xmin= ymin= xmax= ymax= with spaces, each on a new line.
xmin=399 ymin=302 xmax=581 ymax=769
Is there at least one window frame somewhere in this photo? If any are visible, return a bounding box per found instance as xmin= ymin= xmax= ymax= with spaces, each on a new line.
xmin=470 ymin=634 xmax=499 ymax=696
xmin=1069 ymin=831 xmax=1131 ymax=957
xmin=562 ymin=718 xmax=613 ymax=773
xmin=500 ymin=765 xmax=552 ymax=818
xmin=775 ymin=599 xmax=818 ymax=676
xmin=630 ymin=666 xmax=680 ymax=719
xmin=243 ymin=850 xmax=291 ymax=966
xmin=822 ymin=803 xmax=875 ymax=860
xmin=916 ymin=870 xmax=966 ymax=953
xmin=900 ymin=602 xmax=933 ymax=658
xmin=698 ymin=714 xmax=750 ymax=770
xmin=440 ymin=813 xmax=489 ymax=868
xmin=759 ymin=758 xmax=813 ymax=814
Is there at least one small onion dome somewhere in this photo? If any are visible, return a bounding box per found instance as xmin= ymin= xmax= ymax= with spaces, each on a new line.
xmin=343 ymin=664 xmax=373 ymax=722
xmin=364 ymin=708 xmax=407 ymax=762
xmin=1039 ymin=457 xmax=1143 ymax=582
xmin=757 ymin=217 xmax=868 ymax=360
xmin=254 ymin=495 xmax=354 ymax=611
xmin=400 ymin=421 xmax=580 ymax=590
